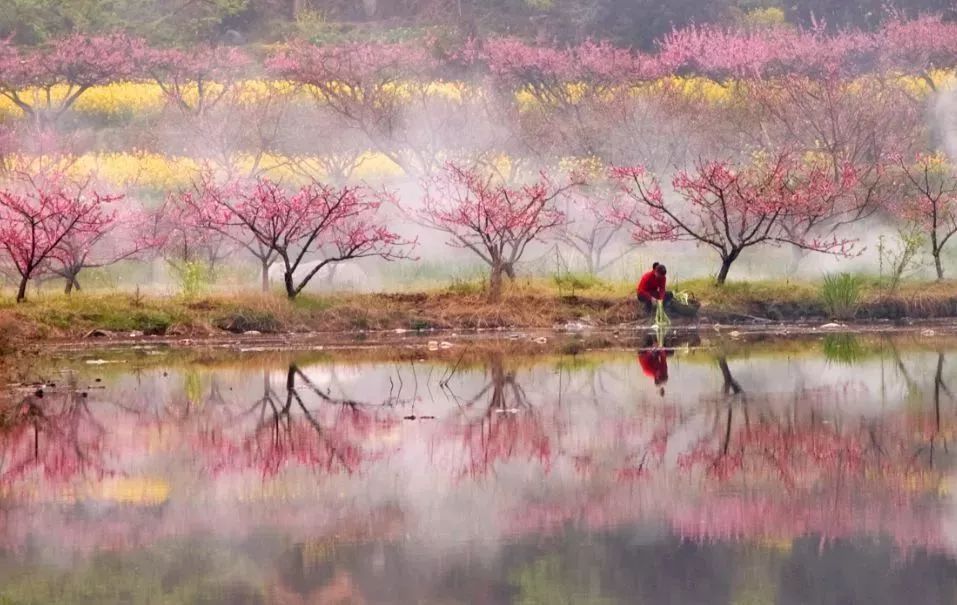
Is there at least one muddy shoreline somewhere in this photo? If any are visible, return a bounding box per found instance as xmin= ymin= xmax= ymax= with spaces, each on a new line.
xmin=22 ymin=319 xmax=957 ymax=358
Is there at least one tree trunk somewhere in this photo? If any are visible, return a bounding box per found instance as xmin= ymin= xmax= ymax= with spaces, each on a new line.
xmin=284 ymin=271 xmax=297 ymax=299
xmin=504 ymin=263 xmax=516 ymax=281
xmin=716 ymin=256 xmax=735 ymax=285
xmin=488 ymin=264 xmax=504 ymax=303
xmin=786 ymin=246 xmax=807 ymax=277
xmin=934 ymin=249 xmax=944 ymax=280
xmin=323 ymin=263 xmax=339 ymax=287
xmin=15 ymin=276 xmax=28 ymax=303
xmin=64 ymin=274 xmax=79 ymax=295
xmin=261 ymin=259 xmax=270 ymax=293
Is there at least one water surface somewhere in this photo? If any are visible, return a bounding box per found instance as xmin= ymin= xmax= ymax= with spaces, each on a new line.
xmin=1 ymin=334 xmax=957 ymax=604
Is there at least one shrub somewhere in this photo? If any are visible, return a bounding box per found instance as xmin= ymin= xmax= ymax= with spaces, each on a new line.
xmin=821 ymin=272 xmax=862 ymax=320
xmin=170 ymin=261 xmax=210 ymax=299
xmin=446 ymin=277 xmax=484 ymax=296
xmin=552 ymin=271 xmax=601 ymax=296
xmin=212 ymin=310 xmax=281 ymax=334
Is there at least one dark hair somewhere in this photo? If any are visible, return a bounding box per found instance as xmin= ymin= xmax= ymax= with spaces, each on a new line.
xmin=656 ymin=264 xmax=667 ymax=274
xmin=652 ymin=262 xmax=659 ymax=270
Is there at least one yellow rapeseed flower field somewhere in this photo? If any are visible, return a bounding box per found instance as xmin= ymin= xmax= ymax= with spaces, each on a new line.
xmin=71 ymin=152 xmax=202 ymax=189
xmin=74 ymin=82 xmax=167 ymax=117
xmin=0 ymin=82 xmax=166 ymax=118
xmin=4 ymin=150 xmax=407 ymax=190
xmin=0 ymin=72 xmax=951 ymax=119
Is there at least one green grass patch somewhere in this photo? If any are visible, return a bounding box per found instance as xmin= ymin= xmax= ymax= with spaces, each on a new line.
xmin=291 ymin=294 xmax=336 ymax=312
xmin=674 ymin=278 xmax=821 ymax=310
xmin=821 ymin=273 xmax=863 ymax=320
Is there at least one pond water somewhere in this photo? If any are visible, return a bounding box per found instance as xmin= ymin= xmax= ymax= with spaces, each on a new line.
xmin=2 ymin=332 xmax=957 ymax=604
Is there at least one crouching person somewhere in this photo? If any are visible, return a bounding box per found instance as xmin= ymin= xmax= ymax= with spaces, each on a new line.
xmin=636 ymin=262 xmax=673 ymax=314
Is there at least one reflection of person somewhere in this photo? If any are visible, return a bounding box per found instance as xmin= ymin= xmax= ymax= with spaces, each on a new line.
xmin=638 ymin=348 xmax=669 ymax=387
xmin=636 ymin=262 xmax=674 ymax=314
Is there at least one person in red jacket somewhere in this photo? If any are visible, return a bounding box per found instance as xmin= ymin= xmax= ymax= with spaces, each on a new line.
xmin=636 ymin=262 xmax=673 ymax=314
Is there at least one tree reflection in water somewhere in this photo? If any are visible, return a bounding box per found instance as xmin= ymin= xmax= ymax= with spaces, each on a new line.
xmin=438 ymin=352 xmax=552 ymax=478
xmin=196 ymin=364 xmax=401 ymax=478
xmin=0 ymin=342 xmax=955 ymax=602
xmin=0 ymin=375 xmax=109 ymax=488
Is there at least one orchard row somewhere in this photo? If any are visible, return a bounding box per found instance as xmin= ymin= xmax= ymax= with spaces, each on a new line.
xmin=2 ymin=16 xmax=957 ymax=300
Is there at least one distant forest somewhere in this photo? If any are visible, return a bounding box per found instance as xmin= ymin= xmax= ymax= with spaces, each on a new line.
xmin=2 ymin=0 xmax=956 ymax=47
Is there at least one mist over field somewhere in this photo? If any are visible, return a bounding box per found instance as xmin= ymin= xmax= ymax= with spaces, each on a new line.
xmin=0 ymin=0 xmax=955 ymax=303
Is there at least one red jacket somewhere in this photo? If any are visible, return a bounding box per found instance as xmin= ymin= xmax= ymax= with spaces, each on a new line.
xmin=637 ymin=270 xmax=666 ymax=299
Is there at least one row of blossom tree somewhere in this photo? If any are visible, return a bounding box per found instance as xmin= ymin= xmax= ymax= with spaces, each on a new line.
xmin=2 ymin=149 xmax=949 ymax=302
xmin=2 ymin=16 xmax=957 ymax=299
xmin=2 ymin=16 xmax=956 ymax=121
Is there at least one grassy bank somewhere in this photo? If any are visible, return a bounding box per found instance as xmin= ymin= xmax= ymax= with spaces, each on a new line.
xmin=1 ymin=277 xmax=957 ymax=344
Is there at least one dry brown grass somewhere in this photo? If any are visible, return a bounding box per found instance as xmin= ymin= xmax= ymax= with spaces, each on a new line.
xmin=3 ymin=276 xmax=957 ymax=345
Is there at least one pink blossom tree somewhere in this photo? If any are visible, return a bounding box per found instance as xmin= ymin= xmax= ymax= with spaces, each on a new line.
xmin=49 ymin=203 xmax=156 ymax=295
xmin=268 ymin=40 xmax=458 ymax=178
xmin=146 ymin=45 xmax=252 ymax=117
xmin=482 ymin=38 xmax=660 ymax=160
xmin=0 ymin=33 xmax=147 ymax=125
xmin=176 ymin=175 xmax=280 ymax=292
xmin=136 ymin=192 xmax=237 ymax=295
xmin=420 ymin=162 xmax=572 ymax=302
xmin=0 ymin=172 xmax=119 ymax=302
xmin=187 ymin=176 xmax=412 ymax=298
xmin=895 ymin=153 xmax=957 ymax=280
xmin=146 ymin=46 xmax=297 ymax=180
xmin=878 ymin=16 xmax=957 ymax=90
xmin=612 ymin=153 xmax=857 ymax=284
xmin=555 ymin=182 xmax=636 ymax=275
xmin=667 ymin=27 xmax=918 ymax=274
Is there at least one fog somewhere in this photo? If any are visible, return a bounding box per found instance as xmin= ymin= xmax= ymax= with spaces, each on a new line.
xmin=0 ymin=5 xmax=954 ymax=298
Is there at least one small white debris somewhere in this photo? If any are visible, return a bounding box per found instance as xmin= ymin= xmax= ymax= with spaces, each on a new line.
xmin=495 ymin=408 xmax=520 ymax=414
xmin=427 ymin=340 xmax=439 ymax=351
xmin=533 ymin=336 xmax=548 ymax=344
xmin=921 ymin=329 xmax=936 ymax=337
xmin=729 ymin=330 xmax=741 ymax=338
xmin=394 ymin=328 xmax=407 ymax=334
xmin=820 ymin=322 xmax=844 ymax=330
xmin=243 ymin=330 xmax=262 ymax=335
xmin=439 ymin=341 xmax=454 ymax=349
xmin=85 ymin=359 xmax=125 ymax=365
xmin=128 ymin=331 xmax=144 ymax=338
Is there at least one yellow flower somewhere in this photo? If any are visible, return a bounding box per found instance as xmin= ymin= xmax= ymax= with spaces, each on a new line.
xmin=73 ymin=81 xmax=166 ymax=117
xmin=70 ymin=152 xmax=201 ymax=189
